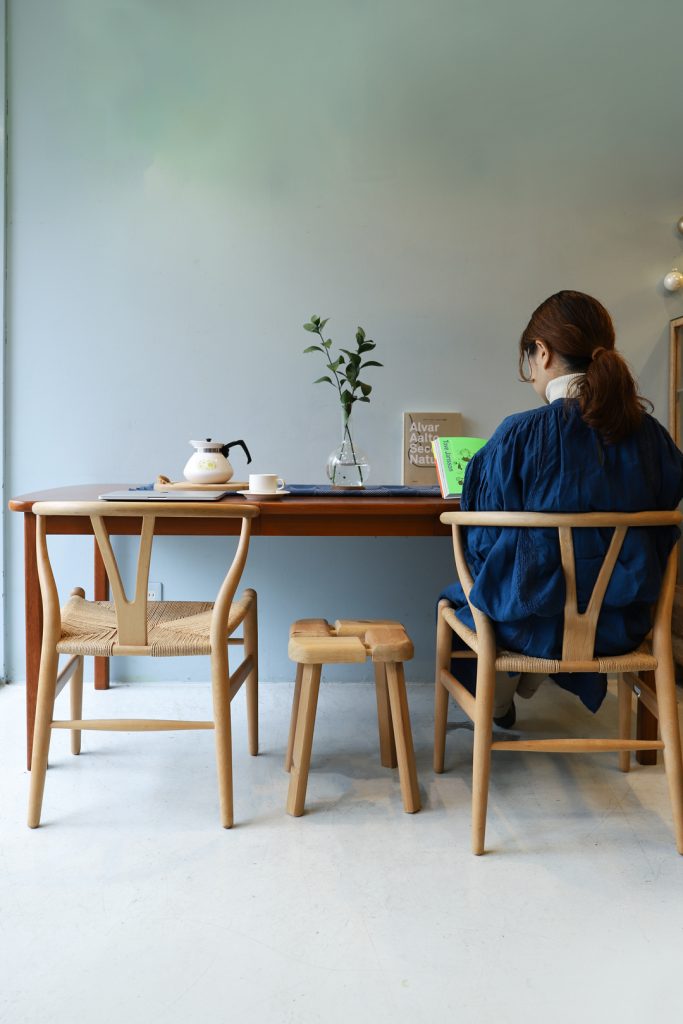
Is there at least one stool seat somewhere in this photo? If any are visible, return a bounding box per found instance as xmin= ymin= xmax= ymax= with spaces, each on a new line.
xmin=288 ymin=635 xmax=366 ymax=665
xmin=288 ymin=618 xmax=415 ymax=663
xmin=285 ymin=616 xmax=421 ymax=817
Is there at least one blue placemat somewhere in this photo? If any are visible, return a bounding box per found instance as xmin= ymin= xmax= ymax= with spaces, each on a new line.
xmin=287 ymin=484 xmax=443 ymax=497
xmin=128 ymin=483 xmax=445 ymax=497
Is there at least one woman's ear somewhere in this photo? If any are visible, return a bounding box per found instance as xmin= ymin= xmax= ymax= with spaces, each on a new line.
xmin=535 ymin=339 xmax=552 ymax=369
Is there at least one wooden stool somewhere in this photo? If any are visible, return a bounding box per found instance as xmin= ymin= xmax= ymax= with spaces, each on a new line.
xmin=285 ymin=618 xmax=421 ymax=816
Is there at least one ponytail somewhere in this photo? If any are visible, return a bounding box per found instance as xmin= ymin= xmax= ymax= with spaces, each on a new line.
xmin=519 ymin=290 xmax=652 ymax=444
xmin=570 ymin=347 xmax=650 ymax=443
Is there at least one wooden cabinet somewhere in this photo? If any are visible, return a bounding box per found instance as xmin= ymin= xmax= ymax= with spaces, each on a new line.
xmin=668 ymin=315 xmax=683 ymax=445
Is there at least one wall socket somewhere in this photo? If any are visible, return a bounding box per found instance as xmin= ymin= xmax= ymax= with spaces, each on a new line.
xmin=147 ymin=581 xmax=163 ymax=602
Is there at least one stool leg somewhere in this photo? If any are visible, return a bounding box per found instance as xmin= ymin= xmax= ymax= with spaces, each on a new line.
xmin=385 ymin=662 xmax=421 ymax=813
xmin=374 ymin=663 xmax=397 ymax=768
xmin=286 ymin=664 xmax=322 ymax=817
xmin=285 ymin=663 xmax=303 ymax=772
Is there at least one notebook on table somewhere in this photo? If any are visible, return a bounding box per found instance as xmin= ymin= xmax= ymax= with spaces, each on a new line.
xmin=98 ymin=490 xmax=229 ymax=501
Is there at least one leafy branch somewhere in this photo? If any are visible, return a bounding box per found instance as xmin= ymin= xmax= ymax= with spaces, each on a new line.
xmin=303 ymin=314 xmax=382 ymax=422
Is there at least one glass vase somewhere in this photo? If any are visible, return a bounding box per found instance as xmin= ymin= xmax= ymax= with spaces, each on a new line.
xmin=326 ymin=408 xmax=370 ymax=488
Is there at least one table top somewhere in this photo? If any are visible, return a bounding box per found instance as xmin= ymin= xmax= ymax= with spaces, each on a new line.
xmin=9 ymin=484 xmax=458 ymax=537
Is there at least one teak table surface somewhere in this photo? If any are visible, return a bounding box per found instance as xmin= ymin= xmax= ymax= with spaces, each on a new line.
xmin=9 ymin=483 xmax=659 ymax=769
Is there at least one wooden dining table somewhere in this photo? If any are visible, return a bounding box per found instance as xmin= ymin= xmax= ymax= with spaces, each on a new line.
xmin=9 ymin=483 xmax=660 ymax=769
xmin=9 ymin=483 xmax=455 ymax=767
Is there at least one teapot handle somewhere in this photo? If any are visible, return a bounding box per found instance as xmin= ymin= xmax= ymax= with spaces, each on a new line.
xmin=221 ymin=439 xmax=252 ymax=464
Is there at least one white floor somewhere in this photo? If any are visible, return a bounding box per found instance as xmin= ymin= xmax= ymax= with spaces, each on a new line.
xmin=1 ymin=677 xmax=683 ymax=1024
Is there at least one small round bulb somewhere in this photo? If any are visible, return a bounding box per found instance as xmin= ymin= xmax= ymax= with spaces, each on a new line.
xmin=664 ymin=268 xmax=683 ymax=292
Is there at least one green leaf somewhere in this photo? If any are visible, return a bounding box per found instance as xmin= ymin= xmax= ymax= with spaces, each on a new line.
xmin=323 ymin=338 xmax=333 ymax=348
xmin=311 ymin=314 xmax=320 ymax=325
xmin=303 ymin=344 xmax=324 ymax=353
xmin=303 ymin=323 xmax=317 ymax=332
xmin=340 ymin=348 xmax=361 ymax=363
xmin=355 ymin=327 xmax=366 ymax=343
xmin=327 ymin=358 xmax=344 ymax=372
xmin=360 ymin=382 xmax=372 ymax=397
xmin=359 ymin=396 xmax=371 ymax=403
xmin=360 ymin=360 xmax=382 ymax=368
xmin=314 ymin=376 xmax=334 ymax=385
xmin=318 ymin=318 xmax=329 ymax=330
xmin=358 ymin=342 xmax=375 ymax=352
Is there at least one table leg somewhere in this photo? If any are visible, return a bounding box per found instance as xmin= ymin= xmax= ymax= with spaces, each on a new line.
xmin=24 ymin=512 xmax=42 ymax=770
xmin=636 ymin=670 xmax=658 ymax=766
xmin=94 ymin=538 xmax=110 ymax=690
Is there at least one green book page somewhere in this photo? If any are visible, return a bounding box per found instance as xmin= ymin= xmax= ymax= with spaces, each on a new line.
xmin=433 ymin=437 xmax=488 ymax=496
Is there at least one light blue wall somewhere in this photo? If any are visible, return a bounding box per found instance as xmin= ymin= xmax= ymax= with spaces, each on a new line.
xmin=5 ymin=0 xmax=683 ymax=682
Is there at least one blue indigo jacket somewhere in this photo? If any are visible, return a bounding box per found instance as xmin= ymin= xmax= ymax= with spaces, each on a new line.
xmin=441 ymin=400 xmax=683 ymax=711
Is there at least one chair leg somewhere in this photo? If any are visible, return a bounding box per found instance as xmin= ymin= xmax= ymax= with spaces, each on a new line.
xmin=70 ymin=656 xmax=84 ymax=755
xmin=211 ymin=650 xmax=234 ymax=828
xmin=617 ymin=673 xmax=632 ymax=773
xmin=28 ymin=647 xmax=60 ymax=828
xmin=653 ymin=658 xmax=683 ymax=854
xmin=286 ymin=664 xmax=322 ymax=817
xmin=385 ymin=662 xmax=421 ymax=813
xmin=471 ymin=657 xmax=496 ymax=855
xmin=243 ymin=591 xmax=259 ymax=757
xmin=285 ymin=663 xmax=303 ymax=772
xmin=434 ymin=600 xmax=451 ymax=774
xmin=374 ymin=663 xmax=397 ymax=768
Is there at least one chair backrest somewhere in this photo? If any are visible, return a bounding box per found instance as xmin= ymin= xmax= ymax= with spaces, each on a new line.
xmin=33 ymin=501 xmax=260 ymax=650
xmin=440 ymin=510 xmax=682 ymax=663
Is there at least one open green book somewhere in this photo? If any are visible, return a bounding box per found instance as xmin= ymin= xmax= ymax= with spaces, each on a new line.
xmin=431 ymin=437 xmax=488 ymax=498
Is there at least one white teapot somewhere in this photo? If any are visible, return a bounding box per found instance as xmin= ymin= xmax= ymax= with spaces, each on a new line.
xmin=183 ymin=438 xmax=252 ymax=484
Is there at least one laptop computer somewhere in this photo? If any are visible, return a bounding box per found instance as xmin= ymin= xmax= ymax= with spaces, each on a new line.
xmin=98 ymin=490 xmax=229 ymax=501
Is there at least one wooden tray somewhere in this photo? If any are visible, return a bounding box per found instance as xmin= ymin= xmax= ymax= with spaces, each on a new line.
xmin=155 ymin=475 xmax=248 ymax=492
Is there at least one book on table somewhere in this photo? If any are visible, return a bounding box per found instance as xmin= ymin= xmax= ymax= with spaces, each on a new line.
xmin=431 ymin=437 xmax=487 ymax=498
xmin=402 ymin=412 xmax=463 ymax=485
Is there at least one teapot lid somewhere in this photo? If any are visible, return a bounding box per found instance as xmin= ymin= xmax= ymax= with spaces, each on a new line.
xmin=189 ymin=438 xmax=226 ymax=451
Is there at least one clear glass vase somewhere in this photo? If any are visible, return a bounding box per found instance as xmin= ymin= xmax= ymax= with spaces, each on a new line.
xmin=326 ymin=408 xmax=370 ymax=488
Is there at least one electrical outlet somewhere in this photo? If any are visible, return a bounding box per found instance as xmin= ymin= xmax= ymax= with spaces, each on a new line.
xmin=148 ymin=581 xmax=163 ymax=602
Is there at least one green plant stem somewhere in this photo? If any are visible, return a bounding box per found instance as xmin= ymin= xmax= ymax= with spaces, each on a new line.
xmin=342 ymin=413 xmax=364 ymax=485
xmin=315 ymin=327 xmax=364 ymax=484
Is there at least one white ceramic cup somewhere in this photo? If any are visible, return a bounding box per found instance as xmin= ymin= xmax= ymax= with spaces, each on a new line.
xmin=249 ymin=473 xmax=286 ymax=494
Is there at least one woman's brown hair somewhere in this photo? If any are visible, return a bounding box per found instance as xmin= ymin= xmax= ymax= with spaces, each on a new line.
xmin=518 ymin=290 xmax=652 ymax=443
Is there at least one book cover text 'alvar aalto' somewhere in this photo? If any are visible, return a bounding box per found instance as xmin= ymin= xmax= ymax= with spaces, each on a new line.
xmin=402 ymin=412 xmax=463 ymax=485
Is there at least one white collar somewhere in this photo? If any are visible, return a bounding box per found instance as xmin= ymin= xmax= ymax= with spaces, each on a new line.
xmin=545 ymin=373 xmax=585 ymax=403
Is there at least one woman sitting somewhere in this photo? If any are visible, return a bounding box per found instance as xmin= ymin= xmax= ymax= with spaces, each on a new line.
xmin=441 ymin=290 xmax=683 ymax=727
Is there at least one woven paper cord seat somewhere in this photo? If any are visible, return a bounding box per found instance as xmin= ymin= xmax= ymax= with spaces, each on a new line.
xmin=447 ymin=610 xmax=657 ymax=675
xmin=58 ymin=594 xmax=253 ymax=658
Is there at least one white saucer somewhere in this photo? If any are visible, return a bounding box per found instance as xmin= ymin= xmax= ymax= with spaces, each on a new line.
xmin=236 ymin=489 xmax=290 ymax=501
